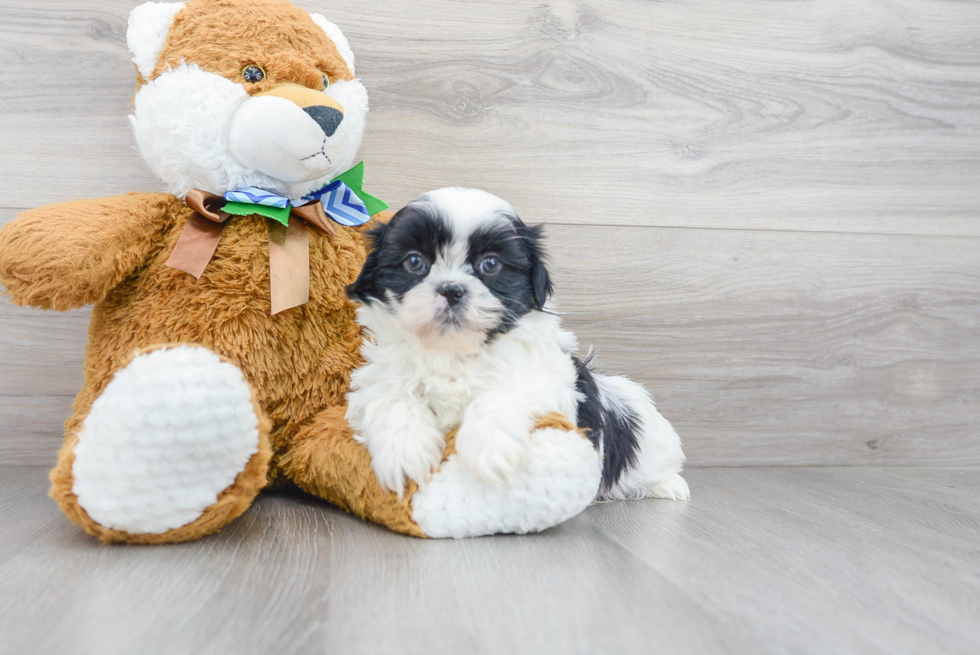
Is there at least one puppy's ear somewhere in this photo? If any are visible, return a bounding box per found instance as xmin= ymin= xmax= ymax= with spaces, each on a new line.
xmin=363 ymin=221 xmax=389 ymax=251
xmin=346 ymin=222 xmax=389 ymax=303
xmin=522 ymin=223 xmax=553 ymax=310
xmin=530 ymin=260 xmax=553 ymax=310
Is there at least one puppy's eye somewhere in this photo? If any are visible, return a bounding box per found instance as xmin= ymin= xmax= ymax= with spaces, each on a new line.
xmin=404 ymin=253 xmax=428 ymax=274
xmin=478 ymin=255 xmax=501 ymax=276
xmin=322 ymin=74 xmax=331 ymax=90
xmin=242 ymin=65 xmax=265 ymax=83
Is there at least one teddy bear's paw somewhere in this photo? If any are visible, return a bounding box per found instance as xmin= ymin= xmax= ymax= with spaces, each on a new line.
xmin=411 ymin=424 xmax=602 ymax=539
xmin=69 ymin=345 xmax=266 ymax=537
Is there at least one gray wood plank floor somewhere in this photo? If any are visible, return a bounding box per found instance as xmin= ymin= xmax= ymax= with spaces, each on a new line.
xmin=1 ymin=466 xmax=977 ymax=655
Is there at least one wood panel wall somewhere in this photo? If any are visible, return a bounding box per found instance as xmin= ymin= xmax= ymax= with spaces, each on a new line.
xmin=1 ymin=0 xmax=978 ymax=466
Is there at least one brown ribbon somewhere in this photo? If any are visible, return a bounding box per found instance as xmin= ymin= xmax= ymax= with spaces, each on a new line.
xmin=165 ymin=190 xmax=336 ymax=315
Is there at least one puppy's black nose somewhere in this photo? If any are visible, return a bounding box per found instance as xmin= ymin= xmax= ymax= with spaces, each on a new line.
xmin=304 ymin=106 xmax=344 ymax=137
xmin=438 ymin=284 xmax=467 ymax=308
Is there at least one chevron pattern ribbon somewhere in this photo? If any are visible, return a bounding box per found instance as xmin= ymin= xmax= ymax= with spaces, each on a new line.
xmin=224 ymin=187 xmax=291 ymax=209
xmin=302 ymin=180 xmax=370 ymax=227
xmin=166 ymin=161 xmax=388 ymax=315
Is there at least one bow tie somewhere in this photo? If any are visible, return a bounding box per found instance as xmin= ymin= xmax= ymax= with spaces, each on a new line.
xmin=165 ymin=162 xmax=388 ymax=315
xmin=223 ymin=161 xmax=387 ymax=228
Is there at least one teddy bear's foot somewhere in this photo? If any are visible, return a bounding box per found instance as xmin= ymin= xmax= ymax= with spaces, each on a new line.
xmin=49 ymin=344 xmax=272 ymax=544
xmin=411 ymin=415 xmax=602 ymax=539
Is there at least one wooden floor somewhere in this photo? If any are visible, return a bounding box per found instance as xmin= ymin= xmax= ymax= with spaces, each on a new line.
xmin=0 ymin=465 xmax=977 ymax=655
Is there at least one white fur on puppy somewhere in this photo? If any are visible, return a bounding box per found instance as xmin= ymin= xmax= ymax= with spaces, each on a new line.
xmin=348 ymin=306 xmax=581 ymax=494
xmin=346 ymin=188 xmax=689 ymax=501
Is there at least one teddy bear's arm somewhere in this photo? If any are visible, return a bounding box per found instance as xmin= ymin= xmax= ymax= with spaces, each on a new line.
xmin=0 ymin=193 xmax=174 ymax=311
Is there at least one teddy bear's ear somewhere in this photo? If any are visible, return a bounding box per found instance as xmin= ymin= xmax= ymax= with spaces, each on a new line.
xmin=309 ymin=14 xmax=356 ymax=76
xmin=127 ymin=2 xmax=186 ymax=78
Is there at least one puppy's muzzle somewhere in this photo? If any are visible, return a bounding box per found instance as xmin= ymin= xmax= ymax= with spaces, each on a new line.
xmin=438 ymin=284 xmax=467 ymax=308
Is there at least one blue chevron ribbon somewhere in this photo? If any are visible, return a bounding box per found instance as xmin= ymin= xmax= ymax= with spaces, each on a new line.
xmin=224 ymin=187 xmax=291 ymax=208
xmin=302 ymin=180 xmax=371 ymax=227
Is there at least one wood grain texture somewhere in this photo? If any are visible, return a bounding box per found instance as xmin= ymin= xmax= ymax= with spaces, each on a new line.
xmin=3 ymin=221 xmax=977 ymax=466
xmin=1 ymin=1 xmax=979 ymax=466
xmin=547 ymin=225 xmax=980 ymax=466
xmin=0 ymin=465 xmax=978 ymax=655
xmin=0 ymin=396 xmax=71 ymax=465
xmin=0 ymin=0 xmax=978 ymax=235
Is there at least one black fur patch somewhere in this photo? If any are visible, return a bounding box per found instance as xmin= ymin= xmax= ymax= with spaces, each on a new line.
xmin=346 ymin=203 xmax=453 ymax=303
xmin=468 ymin=216 xmax=553 ymax=336
xmin=573 ymin=353 xmax=641 ymax=493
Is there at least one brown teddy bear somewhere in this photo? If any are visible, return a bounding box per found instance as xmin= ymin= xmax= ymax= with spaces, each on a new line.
xmin=0 ymin=0 xmax=601 ymax=543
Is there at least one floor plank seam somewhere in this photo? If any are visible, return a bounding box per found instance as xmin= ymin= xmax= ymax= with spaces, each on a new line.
xmin=543 ymin=220 xmax=980 ymax=240
xmin=5 ymin=207 xmax=980 ymax=240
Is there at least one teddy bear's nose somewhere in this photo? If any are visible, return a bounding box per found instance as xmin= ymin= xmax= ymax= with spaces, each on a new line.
xmin=304 ymin=106 xmax=344 ymax=137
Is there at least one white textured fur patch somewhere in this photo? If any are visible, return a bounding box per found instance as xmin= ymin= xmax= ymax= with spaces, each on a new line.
xmin=127 ymin=2 xmax=185 ymax=78
xmin=131 ymin=64 xmax=250 ymax=198
xmin=412 ymin=427 xmax=601 ymax=539
xmin=72 ymin=346 xmax=260 ymax=535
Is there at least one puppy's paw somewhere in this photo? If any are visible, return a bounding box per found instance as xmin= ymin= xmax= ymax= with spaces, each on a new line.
xmin=456 ymin=411 xmax=531 ymax=486
xmin=648 ymin=472 xmax=691 ymax=500
xmin=360 ymin=421 xmax=445 ymax=499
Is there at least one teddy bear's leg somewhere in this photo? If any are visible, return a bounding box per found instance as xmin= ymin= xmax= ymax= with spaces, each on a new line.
xmin=279 ymin=409 xmax=601 ymax=539
xmin=278 ymin=406 xmax=427 ymax=537
xmin=411 ymin=414 xmax=602 ymax=539
xmin=49 ymin=345 xmax=272 ymax=544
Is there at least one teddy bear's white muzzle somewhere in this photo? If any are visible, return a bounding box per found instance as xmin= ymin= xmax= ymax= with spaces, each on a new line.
xmin=228 ymin=95 xmax=347 ymax=184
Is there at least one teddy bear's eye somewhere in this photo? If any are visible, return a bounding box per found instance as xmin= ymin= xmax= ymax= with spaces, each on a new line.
xmin=242 ymin=65 xmax=265 ymax=83
xmin=322 ymin=74 xmax=331 ymax=90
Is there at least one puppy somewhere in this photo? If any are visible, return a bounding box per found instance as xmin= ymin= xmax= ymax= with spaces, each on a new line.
xmin=345 ymin=188 xmax=689 ymax=501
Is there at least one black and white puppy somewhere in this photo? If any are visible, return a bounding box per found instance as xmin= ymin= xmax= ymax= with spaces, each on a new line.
xmin=345 ymin=188 xmax=688 ymax=501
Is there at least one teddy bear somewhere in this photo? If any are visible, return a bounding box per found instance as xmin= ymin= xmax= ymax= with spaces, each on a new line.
xmin=0 ymin=0 xmax=602 ymax=543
